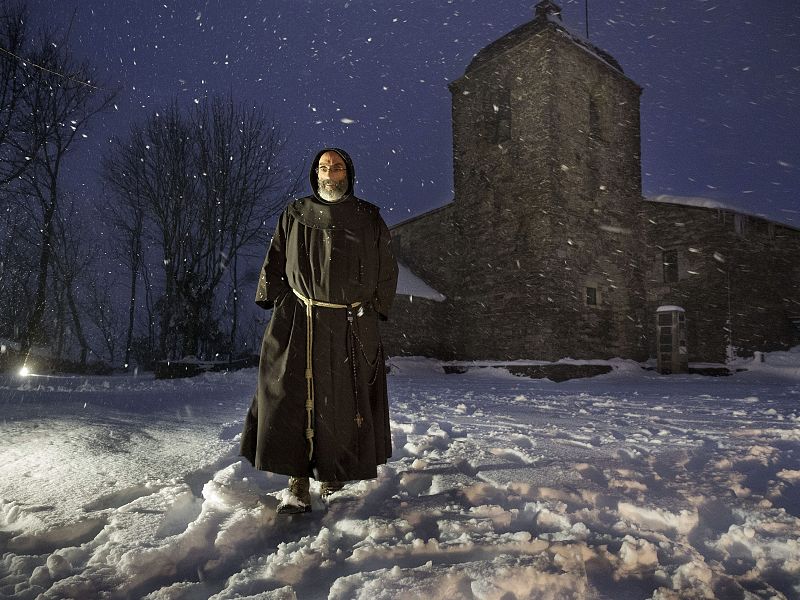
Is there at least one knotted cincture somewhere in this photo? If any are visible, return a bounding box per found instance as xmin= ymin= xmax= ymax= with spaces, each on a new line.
xmin=304 ymin=300 xmax=315 ymax=460
xmin=293 ymin=288 xmax=362 ymax=461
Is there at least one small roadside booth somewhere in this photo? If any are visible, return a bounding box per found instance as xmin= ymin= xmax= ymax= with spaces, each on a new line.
xmin=656 ymin=305 xmax=688 ymax=374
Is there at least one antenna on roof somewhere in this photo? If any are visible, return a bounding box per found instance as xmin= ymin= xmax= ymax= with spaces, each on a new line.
xmin=585 ymin=0 xmax=590 ymax=38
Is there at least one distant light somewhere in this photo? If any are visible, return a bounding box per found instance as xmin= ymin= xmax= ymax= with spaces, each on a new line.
xmin=19 ymin=366 xmax=31 ymax=377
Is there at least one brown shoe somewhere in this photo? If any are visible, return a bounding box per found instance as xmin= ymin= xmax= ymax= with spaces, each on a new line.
xmin=320 ymin=480 xmax=344 ymax=499
xmin=277 ymin=477 xmax=311 ymax=514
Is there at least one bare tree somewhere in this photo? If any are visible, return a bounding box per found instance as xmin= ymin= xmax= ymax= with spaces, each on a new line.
xmin=0 ymin=1 xmax=41 ymax=191
xmin=50 ymin=200 xmax=93 ymax=365
xmin=137 ymin=254 xmax=158 ymax=367
xmin=103 ymin=96 xmax=296 ymax=362
xmin=84 ymin=276 xmax=122 ymax=366
xmin=103 ymin=103 xmax=196 ymax=359
xmin=186 ymin=96 xmax=295 ymax=357
xmin=0 ymin=2 xmax=39 ymax=338
xmin=17 ymin=26 xmax=115 ymax=353
xmin=0 ymin=203 xmax=36 ymax=339
xmin=98 ymin=172 xmax=146 ymax=369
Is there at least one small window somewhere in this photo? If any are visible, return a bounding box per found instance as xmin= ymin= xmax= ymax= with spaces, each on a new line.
xmin=588 ymin=96 xmax=606 ymax=143
xmin=586 ymin=287 xmax=597 ymax=306
xmin=492 ymin=88 xmax=511 ymax=143
xmin=791 ymin=316 xmax=800 ymax=334
xmin=663 ymin=250 xmax=678 ymax=283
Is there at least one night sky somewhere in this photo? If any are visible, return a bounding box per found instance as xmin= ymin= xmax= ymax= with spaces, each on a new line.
xmin=24 ymin=0 xmax=800 ymax=228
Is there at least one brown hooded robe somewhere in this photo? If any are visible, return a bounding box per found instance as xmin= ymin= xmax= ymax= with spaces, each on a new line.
xmin=240 ymin=148 xmax=398 ymax=481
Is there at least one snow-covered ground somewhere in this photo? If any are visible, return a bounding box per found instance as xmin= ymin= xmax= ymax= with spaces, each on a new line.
xmin=1 ymin=351 xmax=799 ymax=599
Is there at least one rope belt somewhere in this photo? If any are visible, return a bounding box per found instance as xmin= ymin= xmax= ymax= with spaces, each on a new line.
xmin=292 ymin=288 xmax=362 ymax=461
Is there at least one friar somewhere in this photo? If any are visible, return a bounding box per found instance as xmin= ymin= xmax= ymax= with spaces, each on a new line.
xmin=240 ymin=147 xmax=398 ymax=514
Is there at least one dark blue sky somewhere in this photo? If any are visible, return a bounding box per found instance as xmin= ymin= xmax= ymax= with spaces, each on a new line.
xmin=26 ymin=0 xmax=800 ymax=227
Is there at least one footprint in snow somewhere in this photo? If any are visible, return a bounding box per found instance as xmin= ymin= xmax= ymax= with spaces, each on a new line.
xmin=82 ymin=484 xmax=156 ymax=512
xmin=6 ymin=516 xmax=107 ymax=554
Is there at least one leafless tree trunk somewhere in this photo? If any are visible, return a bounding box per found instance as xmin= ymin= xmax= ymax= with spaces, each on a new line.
xmin=50 ymin=201 xmax=93 ymax=366
xmin=230 ymin=251 xmax=239 ymax=361
xmin=85 ymin=277 xmax=121 ymax=366
xmin=118 ymin=211 xmax=143 ymax=368
xmin=17 ymin=26 xmax=114 ymax=354
xmin=53 ymin=284 xmax=66 ymax=360
xmin=99 ymin=169 xmax=146 ymax=368
xmin=0 ymin=204 xmax=36 ymax=339
xmin=65 ymin=281 xmax=89 ymax=365
xmin=139 ymin=257 xmax=157 ymax=365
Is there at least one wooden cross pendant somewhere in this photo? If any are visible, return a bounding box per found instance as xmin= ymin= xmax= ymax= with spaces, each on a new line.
xmin=354 ymin=412 xmax=364 ymax=428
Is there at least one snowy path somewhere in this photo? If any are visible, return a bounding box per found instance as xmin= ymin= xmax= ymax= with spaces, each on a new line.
xmin=1 ymin=356 xmax=799 ymax=599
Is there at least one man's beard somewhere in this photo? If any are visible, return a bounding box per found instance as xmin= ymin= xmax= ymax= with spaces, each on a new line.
xmin=318 ymin=178 xmax=347 ymax=202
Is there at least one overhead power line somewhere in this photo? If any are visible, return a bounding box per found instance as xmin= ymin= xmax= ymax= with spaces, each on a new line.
xmin=0 ymin=44 xmax=102 ymax=90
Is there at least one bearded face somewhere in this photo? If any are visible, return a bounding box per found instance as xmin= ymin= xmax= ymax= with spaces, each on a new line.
xmin=318 ymin=176 xmax=348 ymax=202
xmin=316 ymin=151 xmax=348 ymax=202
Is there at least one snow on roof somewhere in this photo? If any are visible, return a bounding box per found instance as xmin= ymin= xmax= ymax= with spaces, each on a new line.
xmin=647 ymin=194 xmax=737 ymax=212
xmin=646 ymin=195 xmax=799 ymax=231
xmin=549 ymin=19 xmax=625 ymax=75
xmin=656 ymin=305 xmax=685 ymax=313
xmin=396 ymin=263 xmax=446 ymax=302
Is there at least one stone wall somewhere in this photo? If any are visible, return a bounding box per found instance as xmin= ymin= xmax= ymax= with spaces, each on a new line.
xmin=643 ymin=202 xmax=800 ymax=361
xmin=445 ymin=27 xmax=556 ymax=360
xmin=542 ymin=35 xmax=647 ymax=360
xmin=382 ymin=205 xmax=460 ymax=359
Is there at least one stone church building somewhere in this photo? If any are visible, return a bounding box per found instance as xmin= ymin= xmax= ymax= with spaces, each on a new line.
xmin=382 ymin=1 xmax=800 ymax=364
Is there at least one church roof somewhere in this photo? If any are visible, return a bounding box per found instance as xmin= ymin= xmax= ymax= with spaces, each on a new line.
xmin=390 ymin=201 xmax=453 ymax=230
xmin=464 ymin=0 xmax=624 ymax=76
xmin=645 ymin=195 xmax=800 ymax=232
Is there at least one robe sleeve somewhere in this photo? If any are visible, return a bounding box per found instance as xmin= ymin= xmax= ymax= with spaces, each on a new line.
xmin=255 ymin=209 xmax=291 ymax=310
xmin=372 ymin=216 xmax=398 ymax=321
